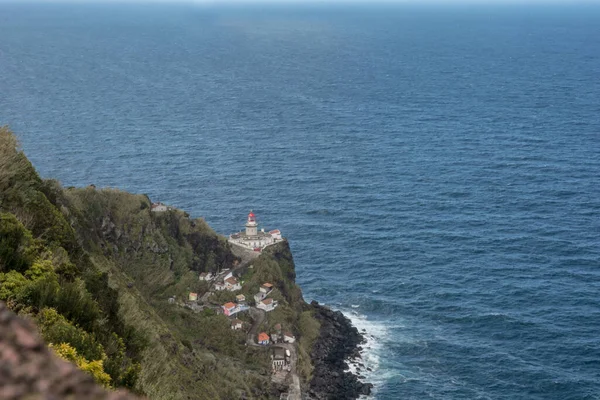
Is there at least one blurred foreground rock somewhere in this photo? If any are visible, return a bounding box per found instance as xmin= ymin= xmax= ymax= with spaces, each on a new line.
xmin=0 ymin=302 xmax=142 ymax=400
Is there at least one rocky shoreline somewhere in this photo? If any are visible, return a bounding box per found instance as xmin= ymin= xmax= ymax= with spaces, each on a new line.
xmin=308 ymin=301 xmax=374 ymax=400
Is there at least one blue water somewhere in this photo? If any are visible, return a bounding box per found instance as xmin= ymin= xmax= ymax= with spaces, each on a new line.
xmin=2 ymin=3 xmax=600 ymax=399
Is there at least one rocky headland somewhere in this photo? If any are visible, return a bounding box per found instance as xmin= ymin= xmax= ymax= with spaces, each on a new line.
xmin=0 ymin=126 xmax=371 ymax=399
xmin=309 ymin=302 xmax=373 ymax=399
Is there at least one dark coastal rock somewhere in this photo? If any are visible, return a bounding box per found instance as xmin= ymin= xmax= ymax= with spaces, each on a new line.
xmin=308 ymin=301 xmax=373 ymax=399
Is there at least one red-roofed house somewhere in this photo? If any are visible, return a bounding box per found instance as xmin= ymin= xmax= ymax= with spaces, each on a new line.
xmin=224 ymin=276 xmax=242 ymax=291
xmin=222 ymin=302 xmax=239 ymax=316
xmin=260 ymin=283 xmax=274 ymax=294
xmin=258 ymin=332 xmax=270 ymax=345
xmin=269 ymin=229 xmax=282 ymax=240
xmin=257 ymin=298 xmax=278 ymax=312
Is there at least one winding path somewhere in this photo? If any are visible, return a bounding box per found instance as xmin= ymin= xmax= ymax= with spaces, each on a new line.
xmin=246 ymin=307 xmax=266 ymax=347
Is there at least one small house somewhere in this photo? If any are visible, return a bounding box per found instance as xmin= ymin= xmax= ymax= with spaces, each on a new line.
xmin=224 ymin=276 xmax=242 ymax=291
xmin=188 ymin=292 xmax=198 ymax=302
xmin=283 ymin=332 xmax=296 ymax=344
xmin=151 ymin=202 xmax=169 ymax=212
xmin=260 ymin=283 xmax=274 ymax=294
xmin=215 ymin=281 xmax=226 ymax=291
xmin=257 ymin=298 xmax=278 ymax=312
xmin=199 ymin=272 xmax=214 ymax=281
xmin=222 ymin=302 xmax=239 ymax=317
xmin=231 ymin=319 xmax=243 ymax=330
xmin=269 ymin=229 xmax=282 ymax=241
xmin=258 ymin=332 xmax=270 ymax=345
xmin=236 ymin=294 xmax=246 ymax=304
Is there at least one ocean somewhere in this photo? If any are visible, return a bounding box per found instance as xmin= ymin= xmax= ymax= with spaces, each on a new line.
xmin=1 ymin=3 xmax=599 ymax=399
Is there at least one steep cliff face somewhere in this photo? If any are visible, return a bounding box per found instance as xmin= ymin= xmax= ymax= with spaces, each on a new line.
xmin=308 ymin=303 xmax=373 ymax=399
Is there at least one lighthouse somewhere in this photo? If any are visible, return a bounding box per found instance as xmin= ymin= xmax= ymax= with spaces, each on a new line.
xmin=229 ymin=211 xmax=282 ymax=251
xmin=245 ymin=211 xmax=258 ymax=237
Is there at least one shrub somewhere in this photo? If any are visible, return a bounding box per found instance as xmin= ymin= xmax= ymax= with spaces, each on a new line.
xmin=50 ymin=342 xmax=111 ymax=387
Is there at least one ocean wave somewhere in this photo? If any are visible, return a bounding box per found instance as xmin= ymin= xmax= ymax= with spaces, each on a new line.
xmin=338 ymin=309 xmax=392 ymax=399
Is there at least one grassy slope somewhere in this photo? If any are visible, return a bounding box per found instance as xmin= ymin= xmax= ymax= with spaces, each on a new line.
xmin=59 ymin=187 xmax=276 ymax=399
xmin=1 ymin=126 xmax=319 ymax=399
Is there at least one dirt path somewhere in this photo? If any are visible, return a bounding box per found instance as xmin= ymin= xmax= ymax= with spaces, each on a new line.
xmin=246 ymin=307 xmax=266 ymax=347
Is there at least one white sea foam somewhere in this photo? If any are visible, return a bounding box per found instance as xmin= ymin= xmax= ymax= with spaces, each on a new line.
xmin=338 ymin=309 xmax=390 ymax=399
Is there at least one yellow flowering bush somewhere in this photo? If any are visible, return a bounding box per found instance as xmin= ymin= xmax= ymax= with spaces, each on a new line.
xmin=50 ymin=342 xmax=111 ymax=388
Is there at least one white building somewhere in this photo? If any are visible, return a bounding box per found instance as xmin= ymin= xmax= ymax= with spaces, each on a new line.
xmin=151 ymin=202 xmax=169 ymax=212
xmin=269 ymin=229 xmax=282 ymax=241
xmin=283 ymin=332 xmax=296 ymax=344
xmin=257 ymin=298 xmax=278 ymax=312
xmin=199 ymin=272 xmax=214 ymax=281
xmin=215 ymin=276 xmax=241 ymax=291
xmin=228 ymin=211 xmax=282 ymax=251
xmin=254 ymin=292 xmax=266 ymax=304
xmin=224 ymin=277 xmax=242 ymax=291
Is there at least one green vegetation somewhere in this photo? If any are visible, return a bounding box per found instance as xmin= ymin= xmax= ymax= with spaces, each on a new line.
xmin=0 ymin=126 xmax=321 ymax=399
xmin=0 ymin=127 xmax=142 ymax=391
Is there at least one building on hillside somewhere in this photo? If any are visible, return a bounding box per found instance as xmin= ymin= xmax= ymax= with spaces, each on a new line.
xmin=231 ymin=319 xmax=244 ymax=330
xmin=224 ymin=276 xmax=241 ymax=291
xmin=188 ymin=292 xmax=198 ymax=302
xmin=258 ymin=332 xmax=270 ymax=345
xmin=222 ymin=302 xmax=239 ymax=317
xmin=168 ymin=296 xmax=175 ymax=304
xmin=271 ymin=347 xmax=288 ymax=371
xmin=270 ymin=333 xmax=280 ymax=343
xmin=151 ymin=202 xmax=169 ymax=212
xmin=215 ymin=276 xmax=241 ymax=291
xmin=257 ymin=298 xmax=278 ymax=312
xmin=236 ymin=294 xmax=246 ymax=304
xmin=274 ymin=323 xmax=282 ymax=333
xmin=283 ymin=332 xmax=296 ymax=344
xmin=199 ymin=272 xmax=214 ymax=281
xmin=254 ymin=292 xmax=266 ymax=304
xmin=228 ymin=211 xmax=283 ymax=251
xmin=260 ymin=282 xmax=274 ymax=294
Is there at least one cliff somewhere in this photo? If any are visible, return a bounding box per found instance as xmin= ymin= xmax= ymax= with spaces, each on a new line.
xmin=0 ymin=126 xmax=370 ymax=399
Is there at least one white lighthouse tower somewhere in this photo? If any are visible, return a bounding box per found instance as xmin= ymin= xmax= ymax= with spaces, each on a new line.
xmin=245 ymin=211 xmax=258 ymax=237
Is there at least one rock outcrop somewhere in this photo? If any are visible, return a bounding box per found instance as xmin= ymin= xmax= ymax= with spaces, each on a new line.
xmin=0 ymin=302 xmax=141 ymax=400
xmin=308 ymin=301 xmax=373 ymax=399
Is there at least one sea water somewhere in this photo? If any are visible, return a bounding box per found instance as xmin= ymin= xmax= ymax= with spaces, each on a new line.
xmin=1 ymin=4 xmax=599 ymax=399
